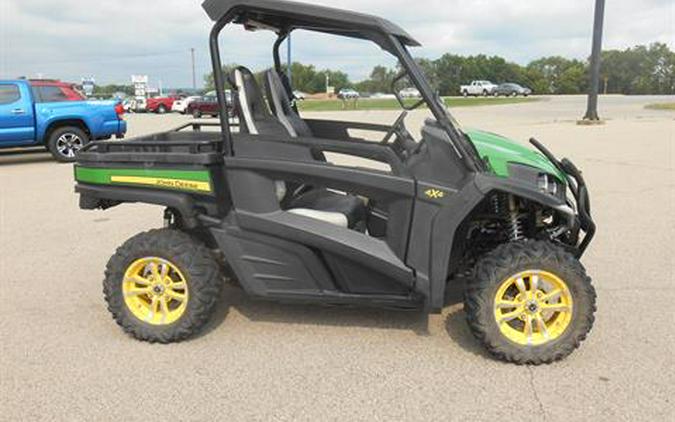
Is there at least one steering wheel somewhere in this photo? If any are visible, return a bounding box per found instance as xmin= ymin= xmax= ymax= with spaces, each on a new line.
xmin=380 ymin=111 xmax=408 ymax=145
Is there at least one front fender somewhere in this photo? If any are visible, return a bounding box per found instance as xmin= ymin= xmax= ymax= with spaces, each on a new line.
xmin=419 ymin=173 xmax=573 ymax=312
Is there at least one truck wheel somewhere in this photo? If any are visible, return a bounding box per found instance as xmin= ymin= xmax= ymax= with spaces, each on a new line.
xmin=462 ymin=90 xmax=469 ymax=97
xmin=482 ymin=90 xmax=488 ymax=97
xmin=47 ymin=126 xmax=89 ymax=162
xmin=192 ymin=109 xmax=202 ymax=118
xmin=157 ymin=105 xmax=167 ymax=114
xmin=103 ymin=229 xmax=222 ymax=343
xmin=464 ymin=241 xmax=596 ymax=364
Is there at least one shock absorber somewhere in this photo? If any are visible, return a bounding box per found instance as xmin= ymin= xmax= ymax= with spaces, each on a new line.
xmin=506 ymin=195 xmax=524 ymax=241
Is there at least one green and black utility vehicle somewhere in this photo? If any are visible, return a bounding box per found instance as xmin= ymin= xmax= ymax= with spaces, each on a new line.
xmin=73 ymin=0 xmax=596 ymax=364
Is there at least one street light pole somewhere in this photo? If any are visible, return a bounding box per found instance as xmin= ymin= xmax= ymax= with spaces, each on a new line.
xmin=190 ymin=48 xmax=196 ymax=91
xmin=582 ymin=0 xmax=605 ymax=121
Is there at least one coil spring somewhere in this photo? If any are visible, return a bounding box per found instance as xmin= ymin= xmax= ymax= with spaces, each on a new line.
xmin=508 ymin=209 xmax=525 ymax=241
xmin=493 ymin=193 xmax=525 ymax=241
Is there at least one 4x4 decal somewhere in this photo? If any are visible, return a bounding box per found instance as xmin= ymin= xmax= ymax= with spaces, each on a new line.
xmin=424 ymin=188 xmax=445 ymax=199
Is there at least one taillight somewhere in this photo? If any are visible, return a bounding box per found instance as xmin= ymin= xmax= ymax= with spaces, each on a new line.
xmin=115 ymin=103 xmax=125 ymax=119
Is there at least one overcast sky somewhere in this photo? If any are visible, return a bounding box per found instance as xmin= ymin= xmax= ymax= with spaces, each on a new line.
xmin=0 ymin=0 xmax=672 ymax=88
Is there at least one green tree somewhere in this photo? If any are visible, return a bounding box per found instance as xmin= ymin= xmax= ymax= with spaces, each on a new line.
xmin=526 ymin=57 xmax=586 ymax=94
xmin=203 ymin=63 xmax=240 ymax=91
xmin=601 ymin=43 xmax=674 ymax=94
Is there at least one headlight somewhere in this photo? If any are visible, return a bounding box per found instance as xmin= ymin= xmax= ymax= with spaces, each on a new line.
xmin=538 ymin=173 xmax=559 ymax=196
xmin=507 ymin=163 xmax=566 ymax=201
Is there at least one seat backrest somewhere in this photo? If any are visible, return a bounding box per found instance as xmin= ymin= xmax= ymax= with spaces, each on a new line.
xmin=228 ymin=66 xmax=288 ymax=136
xmin=263 ymin=69 xmax=313 ymax=138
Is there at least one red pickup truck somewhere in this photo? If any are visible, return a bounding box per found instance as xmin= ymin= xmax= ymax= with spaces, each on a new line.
xmin=146 ymin=95 xmax=181 ymax=114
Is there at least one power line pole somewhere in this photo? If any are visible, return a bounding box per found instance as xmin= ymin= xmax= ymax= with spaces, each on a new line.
xmin=190 ymin=48 xmax=196 ymax=91
xmin=582 ymin=0 xmax=605 ymax=122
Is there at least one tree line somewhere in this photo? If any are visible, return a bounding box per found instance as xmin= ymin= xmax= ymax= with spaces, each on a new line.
xmin=94 ymin=42 xmax=674 ymax=97
xmin=204 ymin=42 xmax=673 ymax=96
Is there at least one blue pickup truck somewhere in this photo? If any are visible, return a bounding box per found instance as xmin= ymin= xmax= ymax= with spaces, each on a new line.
xmin=0 ymin=79 xmax=127 ymax=162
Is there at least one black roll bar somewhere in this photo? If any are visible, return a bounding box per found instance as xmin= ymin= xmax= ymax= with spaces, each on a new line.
xmin=209 ymin=15 xmax=234 ymax=156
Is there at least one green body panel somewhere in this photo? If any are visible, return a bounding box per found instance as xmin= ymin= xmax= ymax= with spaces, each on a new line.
xmin=74 ymin=166 xmax=212 ymax=193
xmin=465 ymin=129 xmax=564 ymax=181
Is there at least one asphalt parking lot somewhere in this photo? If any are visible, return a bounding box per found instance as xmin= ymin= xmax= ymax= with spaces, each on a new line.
xmin=1 ymin=95 xmax=673 ymax=421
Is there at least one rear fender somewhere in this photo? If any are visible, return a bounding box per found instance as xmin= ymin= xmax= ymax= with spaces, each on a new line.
xmin=76 ymin=184 xmax=200 ymax=227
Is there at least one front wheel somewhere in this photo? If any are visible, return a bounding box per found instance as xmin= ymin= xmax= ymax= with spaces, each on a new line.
xmin=192 ymin=109 xmax=202 ymax=119
xmin=103 ymin=229 xmax=222 ymax=343
xmin=47 ymin=126 xmax=89 ymax=162
xmin=157 ymin=105 xmax=167 ymax=114
xmin=464 ymin=241 xmax=596 ymax=364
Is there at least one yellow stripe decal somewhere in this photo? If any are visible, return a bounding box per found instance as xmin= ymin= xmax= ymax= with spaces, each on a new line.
xmin=110 ymin=176 xmax=212 ymax=193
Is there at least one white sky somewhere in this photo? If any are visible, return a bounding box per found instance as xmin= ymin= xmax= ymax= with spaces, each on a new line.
xmin=0 ymin=0 xmax=672 ymax=88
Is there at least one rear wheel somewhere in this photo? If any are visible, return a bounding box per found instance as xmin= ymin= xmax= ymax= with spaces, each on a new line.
xmin=47 ymin=126 xmax=89 ymax=162
xmin=103 ymin=229 xmax=222 ymax=343
xmin=192 ymin=109 xmax=202 ymax=118
xmin=157 ymin=104 xmax=167 ymax=114
xmin=464 ymin=241 xmax=596 ymax=364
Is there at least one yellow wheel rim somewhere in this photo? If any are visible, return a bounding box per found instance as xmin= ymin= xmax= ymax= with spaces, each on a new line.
xmin=493 ymin=270 xmax=573 ymax=346
xmin=123 ymin=257 xmax=189 ymax=325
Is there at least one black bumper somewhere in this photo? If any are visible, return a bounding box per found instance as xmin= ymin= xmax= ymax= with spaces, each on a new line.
xmin=530 ymin=138 xmax=596 ymax=257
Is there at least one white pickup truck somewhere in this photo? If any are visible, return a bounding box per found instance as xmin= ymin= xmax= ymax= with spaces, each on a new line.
xmin=460 ymin=80 xmax=498 ymax=97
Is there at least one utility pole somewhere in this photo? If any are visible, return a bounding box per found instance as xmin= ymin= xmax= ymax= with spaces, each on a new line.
xmin=190 ymin=48 xmax=196 ymax=91
xmin=581 ymin=0 xmax=605 ymax=122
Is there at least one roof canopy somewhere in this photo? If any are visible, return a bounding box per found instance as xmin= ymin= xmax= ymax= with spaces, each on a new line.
xmin=201 ymin=0 xmax=420 ymax=47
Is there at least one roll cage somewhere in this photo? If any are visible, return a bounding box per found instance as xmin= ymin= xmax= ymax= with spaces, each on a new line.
xmin=202 ymin=0 xmax=482 ymax=171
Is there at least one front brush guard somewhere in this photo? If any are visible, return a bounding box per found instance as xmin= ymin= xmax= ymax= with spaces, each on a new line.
xmin=530 ymin=138 xmax=596 ymax=257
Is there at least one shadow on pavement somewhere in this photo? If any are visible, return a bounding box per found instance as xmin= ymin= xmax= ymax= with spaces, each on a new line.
xmin=199 ymin=272 xmax=490 ymax=352
xmin=198 ymin=275 xmax=432 ymax=338
xmin=0 ymin=149 xmax=54 ymax=166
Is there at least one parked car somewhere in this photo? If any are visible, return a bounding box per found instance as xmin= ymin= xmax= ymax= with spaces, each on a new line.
xmin=172 ymin=95 xmax=201 ymax=114
xmin=146 ymin=96 xmax=180 ymax=114
xmin=337 ymin=88 xmax=360 ymax=100
xmin=494 ymin=83 xmax=532 ymax=97
xmin=399 ymin=87 xmax=421 ymax=98
xmin=460 ymin=80 xmax=498 ymax=97
xmin=292 ymin=90 xmax=307 ymax=100
xmin=0 ymin=79 xmax=126 ymax=161
xmin=187 ymin=91 xmax=233 ymax=118
xmin=187 ymin=95 xmax=219 ymax=118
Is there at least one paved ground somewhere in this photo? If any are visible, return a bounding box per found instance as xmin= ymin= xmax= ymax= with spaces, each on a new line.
xmin=1 ymin=95 xmax=673 ymax=421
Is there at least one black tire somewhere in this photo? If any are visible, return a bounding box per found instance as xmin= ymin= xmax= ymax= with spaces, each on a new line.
xmin=103 ymin=229 xmax=222 ymax=343
xmin=464 ymin=241 xmax=596 ymax=364
xmin=47 ymin=126 xmax=89 ymax=163
xmin=482 ymin=90 xmax=488 ymax=97
xmin=462 ymin=90 xmax=469 ymax=97
xmin=157 ymin=104 xmax=167 ymax=114
xmin=192 ymin=109 xmax=202 ymax=119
